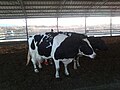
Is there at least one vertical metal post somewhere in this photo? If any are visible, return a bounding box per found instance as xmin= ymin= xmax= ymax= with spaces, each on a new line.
xmin=57 ymin=17 xmax=59 ymax=32
xmin=25 ymin=18 xmax=28 ymax=42
xmin=110 ymin=16 xmax=112 ymax=36
xmin=85 ymin=16 xmax=87 ymax=34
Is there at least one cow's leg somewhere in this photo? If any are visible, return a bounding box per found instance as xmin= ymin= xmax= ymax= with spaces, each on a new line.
xmin=54 ymin=60 xmax=60 ymax=78
xmin=76 ymin=56 xmax=80 ymax=67
xmin=73 ymin=55 xmax=81 ymax=69
xmin=49 ymin=58 xmax=53 ymax=65
xmin=38 ymin=60 xmax=42 ymax=69
xmin=73 ymin=59 xmax=77 ymax=69
xmin=31 ymin=58 xmax=39 ymax=73
xmin=62 ymin=59 xmax=73 ymax=76
xmin=64 ymin=63 xmax=69 ymax=76
xmin=26 ymin=50 xmax=31 ymax=65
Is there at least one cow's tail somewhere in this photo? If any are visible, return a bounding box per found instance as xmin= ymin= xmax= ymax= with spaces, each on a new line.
xmin=26 ymin=36 xmax=32 ymax=66
xmin=26 ymin=50 xmax=30 ymax=66
xmin=26 ymin=36 xmax=31 ymax=66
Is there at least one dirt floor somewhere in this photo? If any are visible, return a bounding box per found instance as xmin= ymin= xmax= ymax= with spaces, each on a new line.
xmin=0 ymin=36 xmax=120 ymax=90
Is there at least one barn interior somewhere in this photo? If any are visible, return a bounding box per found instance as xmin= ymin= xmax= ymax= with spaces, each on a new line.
xmin=0 ymin=0 xmax=120 ymax=90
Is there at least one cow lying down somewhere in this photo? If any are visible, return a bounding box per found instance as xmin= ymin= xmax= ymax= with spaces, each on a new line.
xmin=26 ymin=32 xmax=96 ymax=78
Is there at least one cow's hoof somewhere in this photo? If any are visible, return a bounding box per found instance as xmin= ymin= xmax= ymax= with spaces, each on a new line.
xmin=74 ymin=67 xmax=77 ymax=70
xmin=55 ymin=75 xmax=60 ymax=79
xmin=34 ymin=69 xmax=39 ymax=73
xmin=38 ymin=65 xmax=42 ymax=69
xmin=65 ymin=72 xmax=69 ymax=76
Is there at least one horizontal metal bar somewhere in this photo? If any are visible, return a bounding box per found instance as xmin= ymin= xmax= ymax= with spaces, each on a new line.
xmin=0 ymin=3 xmax=120 ymax=6
xmin=0 ymin=15 xmax=119 ymax=19
xmin=0 ymin=8 xmax=119 ymax=11
xmin=0 ymin=12 xmax=119 ymax=16
xmin=0 ymin=10 xmax=119 ymax=14
xmin=0 ymin=11 xmax=120 ymax=14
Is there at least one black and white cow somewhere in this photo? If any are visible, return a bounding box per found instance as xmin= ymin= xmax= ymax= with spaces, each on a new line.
xmin=73 ymin=36 xmax=108 ymax=69
xmin=27 ymin=32 xmax=59 ymax=72
xmin=51 ymin=33 xmax=96 ymax=78
xmin=26 ymin=32 xmax=87 ymax=73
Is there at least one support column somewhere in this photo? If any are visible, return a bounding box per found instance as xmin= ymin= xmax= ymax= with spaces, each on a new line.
xmin=85 ymin=17 xmax=87 ymax=34
xmin=57 ymin=17 xmax=59 ymax=32
xmin=25 ymin=18 xmax=28 ymax=42
xmin=110 ymin=16 xmax=112 ymax=36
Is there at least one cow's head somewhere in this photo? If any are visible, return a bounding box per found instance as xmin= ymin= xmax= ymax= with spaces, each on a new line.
xmin=79 ymin=38 xmax=96 ymax=59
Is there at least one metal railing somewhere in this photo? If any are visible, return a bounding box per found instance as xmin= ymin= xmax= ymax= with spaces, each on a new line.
xmin=0 ymin=32 xmax=27 ymax=40
xmin=0 ymin=28 xmax=120 ymax=40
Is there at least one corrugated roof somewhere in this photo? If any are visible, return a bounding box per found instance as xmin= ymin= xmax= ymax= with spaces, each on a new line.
xmin=0 ymin=0 xmax=120 ymax=19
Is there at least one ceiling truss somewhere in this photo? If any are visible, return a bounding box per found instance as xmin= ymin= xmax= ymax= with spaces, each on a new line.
xmin=0 ymin=0 xmax=120 ymax=19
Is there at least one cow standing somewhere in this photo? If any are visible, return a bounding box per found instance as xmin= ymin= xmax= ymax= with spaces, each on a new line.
xmin=26 ymin=32 xmax=96 ymax=78
xmin=51 ymin=33 xmax=96 ymax=78
xmin=26 ymin=32 xmax=87 ymax=72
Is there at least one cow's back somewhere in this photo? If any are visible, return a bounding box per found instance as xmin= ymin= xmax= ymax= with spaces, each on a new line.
xmin=54 ymin=34 xmax=84 ymax=59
